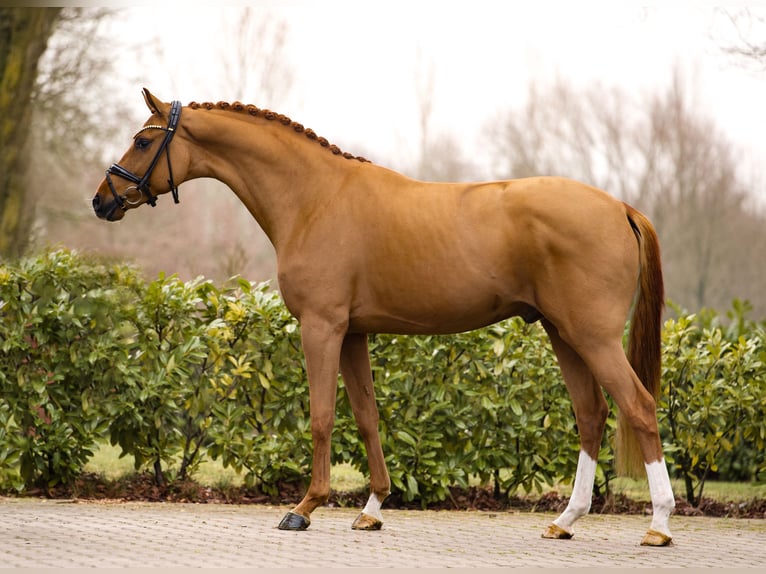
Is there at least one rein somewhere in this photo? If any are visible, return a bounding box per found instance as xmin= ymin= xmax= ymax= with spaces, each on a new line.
xmin=104 ymin=100 xmax=182 ymax=214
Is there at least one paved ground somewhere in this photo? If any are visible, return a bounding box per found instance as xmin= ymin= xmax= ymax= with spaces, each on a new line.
xmin=0 ymin=498 xmax=764 ymax=569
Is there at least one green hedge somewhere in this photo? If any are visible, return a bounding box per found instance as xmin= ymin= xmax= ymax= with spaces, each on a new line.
xmin=1 ymin=249 xmax=764 ymax=506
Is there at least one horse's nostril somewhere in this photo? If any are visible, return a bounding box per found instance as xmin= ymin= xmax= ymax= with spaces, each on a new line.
xmin=92 ymin=195 xmax=101 ymax=211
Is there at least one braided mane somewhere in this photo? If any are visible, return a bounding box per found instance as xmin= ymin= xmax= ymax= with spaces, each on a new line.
xmin=188 ymin=100 xmax=370 ymax=164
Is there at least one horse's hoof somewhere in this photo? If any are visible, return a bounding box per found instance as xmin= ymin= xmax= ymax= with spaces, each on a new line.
xmin=541 ymin=523 xmax=573 ymax=539
xmin=351 ymin=512 xmax=383 ymax=531
xmin=641 ymin=529 xmax=673 ymax=547
xmin=277 ymin=511 xmax=310 ymax=531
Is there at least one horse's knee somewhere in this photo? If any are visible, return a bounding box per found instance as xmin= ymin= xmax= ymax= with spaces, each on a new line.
xmin=310 ymin=414 xmax=335 ymax=443
xmin=355 ymin=414 xmax=380 ymax=442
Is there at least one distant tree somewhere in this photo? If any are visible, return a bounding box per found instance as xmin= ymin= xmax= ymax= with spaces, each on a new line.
xmin=54 ymin=7 xmax=299 ymax=281
xmin=199 ymin=7 xmax=295 ymax=282
xmin=0 ymin=7 xmax=61 ymax=257
xmin=26 ymin=8 xmax=156 ymax=252
xmin=220 ymin=7 xmax=294 ymax=106
xmin=485 ymin=70 xmax=766 ymax=317
xmin=407 ymin=51 xmax=475 ymax=183
xmin=637 ymin=74 xmax=757 ymax=313
xmin=1 ymin=8 xmax=129 ymax=258
xmin=27 ymin=8 xmax=132 ymax=246
xmin=714 ymin=7 xmax=766 ymax=71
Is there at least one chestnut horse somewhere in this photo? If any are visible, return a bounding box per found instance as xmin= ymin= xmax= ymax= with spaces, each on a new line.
xmin=93 ymin=89 xmax=675 ymax=546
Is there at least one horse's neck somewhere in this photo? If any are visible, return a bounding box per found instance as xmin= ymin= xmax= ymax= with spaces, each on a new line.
xmin=187 ymin=110 xmax=343 ymax=250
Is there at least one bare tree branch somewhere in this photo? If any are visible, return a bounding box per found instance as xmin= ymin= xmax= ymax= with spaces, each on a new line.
xmin=713 ymin=7 xmax=766 ymax=71
xmin=220 ymin=8 xmax=293 ymax=105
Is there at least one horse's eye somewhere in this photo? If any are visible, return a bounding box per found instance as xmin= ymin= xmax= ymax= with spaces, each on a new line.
xmin=135 ymin=137 xmax=151 ymax=150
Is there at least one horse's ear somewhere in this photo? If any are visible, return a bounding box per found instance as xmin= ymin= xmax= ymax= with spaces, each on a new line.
xmin=142 ymin=88 xmax=168 ymax=117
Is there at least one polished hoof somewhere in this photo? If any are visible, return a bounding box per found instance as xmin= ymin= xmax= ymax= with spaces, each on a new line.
xmin=277 ymin=511 xmax=310 ymax=531
xmin=541 ymin=523 xmax=573 ymax=540
xmin=351 ymin=512 xmax=383 ymax=531
xmin=641 ymin=529 xmax=673 ymax=547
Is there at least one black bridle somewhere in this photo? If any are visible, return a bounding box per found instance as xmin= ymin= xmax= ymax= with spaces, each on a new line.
xmin=104 ymin=100 xmax=182 ymax=214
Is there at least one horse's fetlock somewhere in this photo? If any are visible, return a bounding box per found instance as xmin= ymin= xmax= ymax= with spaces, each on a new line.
xmin=569 ymin=499 xmax=592 ymax=518
xmin=310 ymin=488 xmax=331 ymax=506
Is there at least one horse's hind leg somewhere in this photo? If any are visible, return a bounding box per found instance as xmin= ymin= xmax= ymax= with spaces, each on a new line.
xmin=339 ymin=333 xmax=391 ymax=530
xmin=578 ymin=341 xmax=675 ymax=546
xmin=541 ymin=320 xmax=609 ymax=540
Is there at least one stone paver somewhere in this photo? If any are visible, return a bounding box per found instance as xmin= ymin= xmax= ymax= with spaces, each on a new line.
xmin=0 ymin=498 xmax=764 ymax=568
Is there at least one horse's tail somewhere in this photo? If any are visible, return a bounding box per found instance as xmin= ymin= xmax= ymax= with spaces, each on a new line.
xmin=616 ymin=203 xmax=665 ymax=479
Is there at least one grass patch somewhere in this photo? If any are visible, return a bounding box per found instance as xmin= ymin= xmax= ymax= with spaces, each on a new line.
xmin=84 ymin=442 xmax=136 ymax=480
xmin=84 ymin=441 xmax=366 ymax=491
xmin=84 ymin=442 xmax=764 ymax=504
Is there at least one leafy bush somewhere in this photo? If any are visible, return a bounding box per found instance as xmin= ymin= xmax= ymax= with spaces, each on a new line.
xmin=104 ymin=273 xmax=212 ymax=485
xmin=366 ymin=324 xmax=581 ymax=505
xmin=0 ymin=250 xmax=139 ymax=490
xmin=659 ymin=306 xmax=766 ymax=505
xmin=1 ymin=248 xmax=764 ymax=508
xmin=202 ymin=279 xmax=311 ymax=493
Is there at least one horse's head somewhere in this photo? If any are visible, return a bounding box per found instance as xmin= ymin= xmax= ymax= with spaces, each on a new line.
xmin=92 ymin=88 xmax=187 ymax=221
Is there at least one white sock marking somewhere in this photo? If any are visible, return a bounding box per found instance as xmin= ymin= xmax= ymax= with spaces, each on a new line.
xmin=361 ymin=492 xmax=384 ymax=521
xmin=553 ymin=450 xmax=597 ymax=533
xmin=645 ymin=459 xmax=675 ymax=537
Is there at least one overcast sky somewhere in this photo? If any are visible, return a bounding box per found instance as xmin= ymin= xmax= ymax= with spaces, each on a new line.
xmin=103 ymin=1 xmax=766 ymax=177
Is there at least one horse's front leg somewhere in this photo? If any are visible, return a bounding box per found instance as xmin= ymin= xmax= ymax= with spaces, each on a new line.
xmin=339 ymin=333 xmax=390 ymax=530
xmin=277 ymin=314 xmax=347 ymax=531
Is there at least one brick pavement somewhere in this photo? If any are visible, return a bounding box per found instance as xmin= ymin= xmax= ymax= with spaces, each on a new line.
xmin=0 ymin=498 xmax=764 ymax=568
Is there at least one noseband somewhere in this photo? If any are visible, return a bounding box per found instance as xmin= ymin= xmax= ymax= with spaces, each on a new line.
xmin=105 ymin=100 xmax=182 ymax=212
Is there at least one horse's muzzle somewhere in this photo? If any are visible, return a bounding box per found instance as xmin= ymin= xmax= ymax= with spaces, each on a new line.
xmin=92 ymin=193 xmax=123 ymax=221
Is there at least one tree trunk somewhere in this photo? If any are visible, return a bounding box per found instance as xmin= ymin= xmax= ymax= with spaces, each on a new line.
xmin=0 ymin=7 xmax=61 ymax=257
